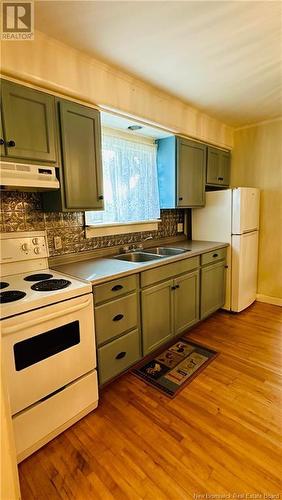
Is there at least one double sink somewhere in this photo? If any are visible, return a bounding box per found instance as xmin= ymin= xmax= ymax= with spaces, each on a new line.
xmin=114 ymin=247 xmax=191 ymax=263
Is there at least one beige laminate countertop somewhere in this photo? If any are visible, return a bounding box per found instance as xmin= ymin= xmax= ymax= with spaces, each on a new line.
xmin=53 ymin=240 xmax=228 ymax=285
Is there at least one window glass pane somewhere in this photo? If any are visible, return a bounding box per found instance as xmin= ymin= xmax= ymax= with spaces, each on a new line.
xmin=86 ymin=133 xmax=160 ymax=225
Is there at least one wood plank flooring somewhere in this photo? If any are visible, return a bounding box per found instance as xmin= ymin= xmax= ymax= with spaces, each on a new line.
xmin=19 ymin=302 xmax=282 ymax=499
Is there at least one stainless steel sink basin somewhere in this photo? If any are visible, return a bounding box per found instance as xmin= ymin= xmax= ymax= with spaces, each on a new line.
xmin=143 ymin=247 xmax=191 ymax=256
xmin=114 ymin=252 xmax=163 ymax=263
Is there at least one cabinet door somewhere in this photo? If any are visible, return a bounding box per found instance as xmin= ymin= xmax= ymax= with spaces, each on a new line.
xmin=201 ymin=261 xmax=226 ymax=319
xmin=174 ymin=270 xmax=199 ymax=335
xmin=177 ymin=138 xmax=206 ymax=207
xmin=0 ymin=110 xmax=5 ymax=156
xmin=206 ymin=147 xmax=221 ymax=185
xmin=142 ymin=280 xmax=174 ymax=355
xmin=207 ymin=147 xmax=230 ymax=186
xmin=59 ymin=100 xmax=103 ymax=210
xmin=219 ymin=151 xmax=231 ymax=186
xmin=1 ymin=80 xmax=57 ymax=162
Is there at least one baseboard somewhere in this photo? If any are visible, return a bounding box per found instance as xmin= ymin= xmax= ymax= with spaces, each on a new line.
xmin=256 ymin=294 xmax=282 ymax=307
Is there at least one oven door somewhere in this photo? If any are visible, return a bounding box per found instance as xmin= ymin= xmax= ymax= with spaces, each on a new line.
xmin=1 ymin=293 xmax=96 ymax=415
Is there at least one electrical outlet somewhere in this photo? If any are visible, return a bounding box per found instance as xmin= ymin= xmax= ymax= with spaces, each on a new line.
xmin=54 ymin=236 xmax=62 ymax=250
xmin=177 ymin=223 xmax=184 ymax=233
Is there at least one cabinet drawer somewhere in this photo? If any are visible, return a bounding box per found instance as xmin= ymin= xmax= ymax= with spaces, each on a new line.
xmin=95 ymin=292 xmax=138 ymax=346
xmin=201 ymin=248 xmax=227 ymax=266
xmin=94 ymin=275 xmax=137 ymax=304
xmin=141 ymin=256 xmax=199 ymax=287
xmin=98 ymin=329 xmax=141 ymax=385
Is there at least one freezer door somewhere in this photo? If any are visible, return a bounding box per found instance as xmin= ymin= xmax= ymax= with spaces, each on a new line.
xmin=232 ymin=187 xmax=260 ymax=234
xmin=231 ymin=231 xmax=259 ymax=312
xmin=192 ymin=189 xmax=232 ymax=242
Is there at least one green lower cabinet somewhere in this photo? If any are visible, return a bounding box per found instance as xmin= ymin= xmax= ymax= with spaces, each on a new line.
xmin=141 ymin=279 xmax=174 ymax=355
xmin=200 ymin=261 xmax=226 ymax=319
xmin=174 ymin=270 xmax=199 ymax=335
xmin=95 ymin=292 xmax=138 ymax=346
xmin=98 ymin=329 xmax=141 ymax=385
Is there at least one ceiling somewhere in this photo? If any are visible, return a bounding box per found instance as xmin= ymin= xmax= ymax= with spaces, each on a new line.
xmin=35 ymin=1 xmax=282 ymax=127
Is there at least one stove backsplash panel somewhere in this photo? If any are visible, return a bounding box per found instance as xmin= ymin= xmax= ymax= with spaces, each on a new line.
xmin=0 ymin=192 xmax=187 ymax=257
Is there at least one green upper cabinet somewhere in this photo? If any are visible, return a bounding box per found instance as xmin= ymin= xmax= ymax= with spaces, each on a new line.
xmin=206 ymin=146 xmax=231 ymax=187
xmin=0 ymin=110 xmax=5 ymax=156
xmin=1 ymin=80 xmax=57 ymax=163
xmin=177 ymin=138 xmax=206 ymax=207
xmin=58 ymin=100 xmax=104 ymax=210
xmin=157 ymin=136 xmax=206 ymax=208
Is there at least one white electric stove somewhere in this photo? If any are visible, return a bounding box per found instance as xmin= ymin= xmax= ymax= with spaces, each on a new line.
xmin=0 ymin=231 xmax=99 ymax=462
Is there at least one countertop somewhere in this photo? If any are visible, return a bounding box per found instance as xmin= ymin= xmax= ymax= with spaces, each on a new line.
xmin=53 ymin=240 xmax=228 ymax=286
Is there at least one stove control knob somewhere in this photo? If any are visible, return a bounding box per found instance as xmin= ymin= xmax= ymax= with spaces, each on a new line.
xmin=21 ymin=243 xmax=29 ymax=252
xmin=32 ymin=238 xmax=39 ymax=245
xmin=34 ymin=247 xmax=41 ymax=255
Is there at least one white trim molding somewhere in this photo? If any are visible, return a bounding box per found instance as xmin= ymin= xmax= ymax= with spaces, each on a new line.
xmin=85 ymin=220 xmax=160 ymax=238
xmin=256 ymin=294 xmax=282 ymax=307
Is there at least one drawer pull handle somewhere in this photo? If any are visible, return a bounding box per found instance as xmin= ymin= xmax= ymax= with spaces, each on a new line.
xmin=112 ymin=285 xmax=123 ymax=292
xmin=213 ymin=253 xmax=218 ymax=258
xmin=115 ymin=351 xmax=126 ymax=360
xmin=217 ymin=177 xmax=224 ymax=181
xmin=113 ymin=314 xmax=124 ymax=322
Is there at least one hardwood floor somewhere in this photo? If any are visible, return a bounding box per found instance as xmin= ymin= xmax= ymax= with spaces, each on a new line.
xmin=19 ymin=302 xmax=282 ymax=499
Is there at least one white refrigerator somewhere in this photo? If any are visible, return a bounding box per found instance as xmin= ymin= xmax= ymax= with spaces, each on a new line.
xmin=192 ymin=187 xmax=260 ymax=312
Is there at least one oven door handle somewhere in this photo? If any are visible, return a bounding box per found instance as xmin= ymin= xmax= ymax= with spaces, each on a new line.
xmin=2 ymin=296 xmax=92 ymax=335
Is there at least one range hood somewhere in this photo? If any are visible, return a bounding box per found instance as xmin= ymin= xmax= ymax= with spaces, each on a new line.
xmin=0 ymin=162 xmax=60 ymax=191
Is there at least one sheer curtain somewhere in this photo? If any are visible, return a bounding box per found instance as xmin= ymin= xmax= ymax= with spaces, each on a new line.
xmin=86 ymin=131 xmax=160 ymax=225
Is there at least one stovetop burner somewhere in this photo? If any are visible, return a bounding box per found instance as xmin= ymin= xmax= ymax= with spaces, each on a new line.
xmin=0 ymin=290 xmax=26 ymax=303
xmin=0 ymin=282 xmax=9 ymax=290
xmin=24 ymin=273 xmax=53 ymax=282
xmin=31 ymin=279 xmax=71 ymax=292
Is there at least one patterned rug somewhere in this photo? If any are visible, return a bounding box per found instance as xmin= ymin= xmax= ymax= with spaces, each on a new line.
xmin=132 ymin=338 xmax=218 ymax=397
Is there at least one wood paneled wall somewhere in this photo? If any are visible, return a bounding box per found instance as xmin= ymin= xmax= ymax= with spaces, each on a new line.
xmin=231 ymin=119 xmax=282 ymax=304
xmin=1 ymin=30 xmax=233 ymax=149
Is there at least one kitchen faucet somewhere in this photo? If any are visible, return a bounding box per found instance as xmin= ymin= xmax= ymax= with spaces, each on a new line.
xmin=121 ymin=235 xmax=153 ymax=253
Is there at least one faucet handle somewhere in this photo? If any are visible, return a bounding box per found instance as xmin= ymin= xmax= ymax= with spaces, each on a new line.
xmin=121 ymin=245 xmax=130 ymax=253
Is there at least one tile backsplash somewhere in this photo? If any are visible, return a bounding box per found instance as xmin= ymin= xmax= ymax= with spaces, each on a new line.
xmin=0 ymin=191 xmax=187 ymax=257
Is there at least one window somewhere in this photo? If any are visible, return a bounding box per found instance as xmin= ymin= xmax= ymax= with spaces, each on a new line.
xmin=85 ymin=129 xmax=160 ymax=236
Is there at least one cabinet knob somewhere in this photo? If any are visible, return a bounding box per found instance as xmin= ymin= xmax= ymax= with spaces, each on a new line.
xmin=178 ymin=197 xmax=183 ymax=201
xmin=175 ymin=284 xmax=180 ymax=289
xmin=113 ymin=314 xmax=124 ymax=322
xmin=7 ymin=140 xmax=16 ymax=148
xmin=115 ymin=351 xmax=126 ymax=360
xmin=171 ymin=286 xmax=176 ymax=290
xmin=111 ymin=285 xmax=123 ymax=292
xmin=213 ymin=253 xmax=218 ymax=258
xmin=98 ymin=195 xmax=104 ymax=200
xmin=217 ymin=177 xmax=224 ymax=181
xmin=0 ymin=138 xmax=4 ymax=145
